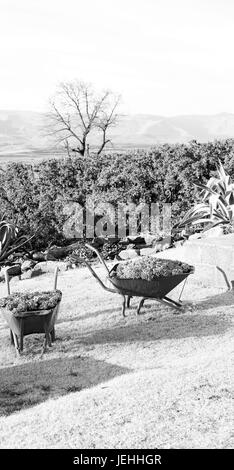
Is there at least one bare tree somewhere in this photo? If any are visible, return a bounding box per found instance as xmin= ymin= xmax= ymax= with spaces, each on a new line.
xmin=48 ymin=80 xmax=120 ymax=157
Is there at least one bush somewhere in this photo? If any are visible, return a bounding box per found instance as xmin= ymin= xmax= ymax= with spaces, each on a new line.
xmin=1 ymin=139 xmax=234 ymax=250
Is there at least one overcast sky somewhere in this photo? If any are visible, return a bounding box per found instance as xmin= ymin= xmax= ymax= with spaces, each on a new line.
xmin=1 ymin=0 xmax=234 ymax=115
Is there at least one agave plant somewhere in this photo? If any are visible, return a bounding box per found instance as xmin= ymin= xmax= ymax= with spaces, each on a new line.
xmin=0 ymin=220 xmax=34 ymax=263
xmin=177 ymin=160 xmax=234 ymax=230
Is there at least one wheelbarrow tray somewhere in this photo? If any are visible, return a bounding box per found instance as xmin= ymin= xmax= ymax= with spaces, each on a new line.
xmin=109 ymin=272 xmax=191 ymax=298
xmin=0 ymin=301 xmax=61 ymax=337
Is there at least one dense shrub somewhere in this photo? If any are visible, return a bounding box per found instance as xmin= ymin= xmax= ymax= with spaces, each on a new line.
xmin=1 ymin=139 xmax=234 ymax=250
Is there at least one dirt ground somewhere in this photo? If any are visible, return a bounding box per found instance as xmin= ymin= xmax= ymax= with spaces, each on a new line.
xmin=0 ymin=264 xmax=233 ymax=449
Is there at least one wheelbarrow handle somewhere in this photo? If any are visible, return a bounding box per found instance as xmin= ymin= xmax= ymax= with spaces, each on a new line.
xmin=4 ymin=269 xmax=11 ymax=296
xmin=53 ymin=266 xmax=59 ymax=290
xmin=85 ymin=243 xmax=110 ymax=276
xmin=80 ymin=256 xmax=117 ymax=294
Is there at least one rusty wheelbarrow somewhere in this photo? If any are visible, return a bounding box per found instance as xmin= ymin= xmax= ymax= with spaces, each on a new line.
xmin=73 ymin=244 xmax=195 ymax=316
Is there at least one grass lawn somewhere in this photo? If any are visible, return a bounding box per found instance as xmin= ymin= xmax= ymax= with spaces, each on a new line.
xmin=0 ymin=263 xmax=233 ymax=449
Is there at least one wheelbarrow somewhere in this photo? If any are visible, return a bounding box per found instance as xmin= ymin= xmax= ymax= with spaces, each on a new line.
xmin=0 ymin=266 xmax=61 ymax=355
xmin=73 ymin=244 xmax=195 ymax=316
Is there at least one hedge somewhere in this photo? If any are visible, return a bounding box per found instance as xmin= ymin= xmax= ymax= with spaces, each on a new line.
xmin=1 ymin=139 xmax=234 ymax=249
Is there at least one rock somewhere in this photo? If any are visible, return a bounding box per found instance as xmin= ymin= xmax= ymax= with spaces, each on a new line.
xmin=153 ymin=236 xmax=171 ymax=252
xmin=174 ymin=239 xmax=186 ymax=248
xmin=32 ymin=252 xmax=46 ymax=261
xmin=92 ymin=237 xmax=105 ymax=247
xmin=143 ymin=234 xmax=157 ymax=246
xmin=127 ymin=236 xmax=145 ymax=245
xmin=21 ymin=269 xmax=33 ymax=280
xmin=46 ymin=247 xmax=65 ymax=260
xmin=118 ymin=249 xmax=139 ymax=260
xmin=45 ymin=242 xmax=83 ymax=260
xmin=140 ymin=247 xmax=156 ymax=256
xmin=32 ymin=261 xmax=68 ymax=275
xmin=188 ymin=233 xmax=202 ymax=240
xmin=21 ymin=260 xmax=36 ymax=272
xmin=201 ymin=226 xmax=224 ymax=238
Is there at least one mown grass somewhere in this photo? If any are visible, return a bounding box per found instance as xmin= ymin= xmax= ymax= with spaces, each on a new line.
xmin=0 ymin=265 xmax=233 ymax=448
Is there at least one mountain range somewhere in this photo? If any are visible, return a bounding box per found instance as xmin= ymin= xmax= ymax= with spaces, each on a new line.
xmin=1 ymin=110 xmax=234 ymax=161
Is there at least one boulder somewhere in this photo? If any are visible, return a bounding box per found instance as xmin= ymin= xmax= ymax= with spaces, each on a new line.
xmin=32 ymin=252 xmax=46 ymax=261
xmin=140 ymin=247 xmax=157 ymax=256
xmin=201 ymin=226 xmax=224 ymax=238
xmin=21 ymin=269 xmax=33 ymax=280
xmin=188 ymin=233 xmax=202 ymax=240
xmin=118 ymin=249 xmax=139 ymax=260
xmin=143 ymin=234 xmax=157 ymax=246
xmin=32 ymin=261 xmax=68 ymax=275
xmin=153 ymin=236 xmax=171 ymax=252
xmin=21 ymin=260 xmax=36 ymax=272
xmin=45 ymin=242 xmax=84 ymax=260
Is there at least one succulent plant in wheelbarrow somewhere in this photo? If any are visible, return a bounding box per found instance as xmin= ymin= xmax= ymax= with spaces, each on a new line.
xmin=111 ymin=256 xmax=193 ymax=281
xmin=0 ymin=289 xmax=62 ymax=355
xmin=0 ymin=290 xmax=62 ymax=315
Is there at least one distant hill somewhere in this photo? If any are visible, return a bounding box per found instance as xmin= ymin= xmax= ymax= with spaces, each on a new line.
xmin=0 ymin=110 xmax=234 ymax=161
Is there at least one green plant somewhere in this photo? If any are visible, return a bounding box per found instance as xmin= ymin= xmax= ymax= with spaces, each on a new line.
xmin=112 ymin=256 xmax=192 ymax=281
xmin=1 ymin=140 xmax=234 ymax=250
xmin=0 ymin=220 xmax=34 ymax=264
xmin=0 ymin=290 xmax=62 ymax=315
xmin=177 ymin=160 xmax=234 ymax=231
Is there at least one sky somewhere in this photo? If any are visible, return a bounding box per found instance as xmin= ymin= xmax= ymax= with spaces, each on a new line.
xmin=1 ymin=0 xmax=234 ymax=116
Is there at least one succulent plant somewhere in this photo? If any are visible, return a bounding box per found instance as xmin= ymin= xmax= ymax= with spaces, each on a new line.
xmin=0 ymin=290 xmax=62 ymax=315
xmin=112 ymin=256 xmax=192 ymax=281
xmin=177 ymin=160 xmax=234 ymax=231
xmin=0 ymin=220 xmax=35 ymax=264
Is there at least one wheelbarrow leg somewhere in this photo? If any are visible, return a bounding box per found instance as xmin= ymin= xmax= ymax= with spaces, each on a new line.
xmin=136 ymin=298 xmax=145 ymax=315
xmin=19 ymin=319 xmax=24 ymax=352
xmin=42 ymin=331 xmax=51 ymax=354
xmin=41 ymin=318 xmax=52 ymax=354
xmin=126 ymin=296 xmax=131 ymax=308
xmin=12 ymin=333 xmax=20 ymax=357
xmin=51 ymin=327 xmax=56 ymax=342
xmin=42 ymin=336 xmax=48 ymax=354
xmin=121 ymin=295 xmax=126 ymax=317
xmin=10 ymin=330 xmax=14 ymax=345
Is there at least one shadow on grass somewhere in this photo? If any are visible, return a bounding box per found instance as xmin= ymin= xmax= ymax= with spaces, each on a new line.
xmin=0 ymin=356 xmax=130 ymax=417
xmin=0 ymin=289 xmax=233 ymax=418
xmin=57 ymin=304 xmax=122 ymax=324
xmin=194 ymin=289 xmax=234 ymax=311
xmin=58 ymin=287 xmax=234 ymax=325
xmin=70 ymin=311 xmax=232 ymax=347
xmin=55 ymin=293 xmax=233 ymax=354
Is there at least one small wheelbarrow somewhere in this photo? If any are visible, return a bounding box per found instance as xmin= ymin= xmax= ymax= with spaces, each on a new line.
xmin=73 ymin=244 xmax=195 ymax=316
xmin=0 ymin=267 xmax=61 ymax=356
